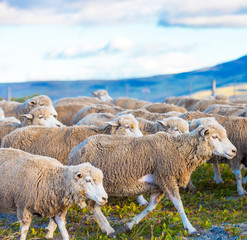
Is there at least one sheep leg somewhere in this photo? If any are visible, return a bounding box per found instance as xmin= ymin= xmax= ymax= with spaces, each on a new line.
xmin=55 ymin=211 xmax=70 ymax=240
xmin=17 ymin=209 xmax=32 ymax=240
xmin=185 ymin=179 xmax=196 ymax=192
xmin=125 ymin=192 xmax=164 ymax=231
xmin=137 ymin=195 xmax=148 ymax=206
xmin=45 ymin=217 xmax=57 ymax=239
xmin=212 ymin=163 xmax=224 ymax=183
xmin=88 ymin=200 xmax=115 ymax=237
xmin=233 ymin=169 xmax=247 ymax=196
xmin=169 ymin=194 xmax=198 ymax=235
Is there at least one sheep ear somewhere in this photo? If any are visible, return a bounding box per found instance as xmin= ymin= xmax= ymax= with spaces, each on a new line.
xmin=75 ymin=172 xmax=83 ymax=179
xmin=29 ymin=100 xmax=36 ymax=106
xmin=157 ymin=120 xmax=167 ymax=127
xmin=20 ymin=113 xmax=33 ymax=120
xmin=199 ymin=127 xmax=210 ymax=139
xmin=106 ymin=121 xmax=118 ymax=127
xmin=91 ymin=91 xmax=97 ymax=97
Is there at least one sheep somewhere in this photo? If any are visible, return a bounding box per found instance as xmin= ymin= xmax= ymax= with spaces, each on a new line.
xmin=55 ymin=103 xmax=89 ymax=126
xmin=0 ymin=107 xmax=4 ymax=119
xmin=191 ymin=99 xmax=235 ymax=112
xmin=76 ymin=113 xmax=116 ymax=127
xmin=113 ymin=97 xmax=151 ymax=109
xmin=0 ymin=95 xmax=57 ymax=120
xmin=67 ymin=124 xmax=236 ymax=235
xmin=137 ymin=117 xmax=189 ymax=135
xmin=204 ymin=104 xmax=247 ymax=117
xmin=142 ymin=103 xmax=187 ymax=114
xmin=180 ymin=111 xmax=247 ymax=195
xmin=176 ymin=97 xmax=201 ymax=111
xmin=117 ymin=109 xmax=172 ymax=121
xmin=72 ymin=104 xmax=124 ymax=125
xmin=0 ymin=107 xmax=63 ymax=143
xmin=163 ymin=96 xmax=184 ymax=105
xmin=91 ymin=89 xmax=113 ymax=102
xmin=0 ymin=148 xmax=109 ymax=240
xmin=214 ymin=94 xmax=229 ymax=101
xmin=53 ymin=90 xmax=113 ymax=106
xmin=1 ymin=114 xmax=143 ymax=164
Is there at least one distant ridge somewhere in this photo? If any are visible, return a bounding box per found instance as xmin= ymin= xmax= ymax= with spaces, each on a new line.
xmin=0 ymin=55 xmax=247 ymax=102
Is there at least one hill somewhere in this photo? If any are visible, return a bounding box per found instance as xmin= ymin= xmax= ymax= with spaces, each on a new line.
xmin=0 ymin=55 xmax=247 ymax=102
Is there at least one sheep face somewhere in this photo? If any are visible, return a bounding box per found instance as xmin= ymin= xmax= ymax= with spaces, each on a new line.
xmin=199 ymin=125 xmax=237 ymax=159
xmin=108 ymin=114 xmax=143 ymax=137
xmin=75 ymin=163 xmax=108 ymax=206
xmin=21 ymin=107 xmax=63 ymax=127
xmin=92 ymin=90 xmax=113 ymax=102
xmin=158 ymin=117 xmax=189 ymax=136
xmin=28 ymin=95 xmax=57 ymax=116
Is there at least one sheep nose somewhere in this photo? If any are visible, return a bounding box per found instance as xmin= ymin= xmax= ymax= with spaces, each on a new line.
xmin=232 ymin=149 xmax=237 ymax=154
xmin=102 ymin=197 xmax=107 ymax=202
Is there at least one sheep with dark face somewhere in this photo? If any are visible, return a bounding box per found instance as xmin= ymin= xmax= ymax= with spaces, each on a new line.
xmin=0 ymin=148 xmax=108 ymax=240
xmin=67 ymin=123 xmax=236 ymax=236
xmin=0 ymin=95 xmax=57 ymax=120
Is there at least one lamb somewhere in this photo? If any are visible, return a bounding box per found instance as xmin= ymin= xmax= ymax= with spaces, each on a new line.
xmin=137 ymin=117 xmax=189 ymax=135
xmin=76 ymin=113 xmax=116 ymax=127
xmin=1 ymin=114 xmax=143 ymax=164
xmin=180 ymin=111 xmax=247 ymax=195
xmin=142 ymin=103 xmax=187 ymax=114
xmin=113 ymin=97 xmax=151 ymax=109
xmin=0 ymin=95 xmax=57 ymax=120
xmin=0 ymin=107 xmax=63 ymax=143
xmin=72 ymin=104 xmax=124 ymax=125
xmin=67 ymin=124 xmax=236 ymax=235
xmin=0 ymin=148 xmax=108 ymax=240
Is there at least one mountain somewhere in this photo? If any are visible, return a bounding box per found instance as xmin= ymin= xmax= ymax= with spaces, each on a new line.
xmin=0 ymin=55 xmax=247 ymax=102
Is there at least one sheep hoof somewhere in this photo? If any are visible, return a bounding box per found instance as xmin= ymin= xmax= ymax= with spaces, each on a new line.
xmin=108 ymin=232 xmax=116 ymax=238
xmin=124 ymin=224 xmax=132 ymax=233
xmin=189 ymin=231 xmax=201 ymax=237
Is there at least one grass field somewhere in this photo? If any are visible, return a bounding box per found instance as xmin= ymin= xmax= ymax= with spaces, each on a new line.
xmin=0 ymin=163 xmax=247 ymax=239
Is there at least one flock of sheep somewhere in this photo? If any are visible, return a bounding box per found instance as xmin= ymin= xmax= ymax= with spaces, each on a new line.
xmin=0 ymin=89 xmax=246 ymax=239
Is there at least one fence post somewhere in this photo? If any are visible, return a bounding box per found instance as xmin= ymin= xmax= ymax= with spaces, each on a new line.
xmin=211 ymin=80 xmax=216 ymax=97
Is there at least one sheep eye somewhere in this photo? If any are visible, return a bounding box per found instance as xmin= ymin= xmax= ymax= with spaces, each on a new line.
xmin=38 ymin=115 xmax=44 ymax=119
xmin=124 ymin=125 xmax=129 ymax=129
xmin=212 ymin=135 xmax=218 ymax=139
xmin=53 ymin=115 xmax=57 ymax=119
xmin=174 ymin=128 xmax=179 ymax=131
xmin=86 ymin=179 xmax=91 ymax=183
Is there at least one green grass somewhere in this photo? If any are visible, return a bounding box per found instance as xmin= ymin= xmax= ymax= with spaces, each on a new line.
xmin=1 ymin=163 xmax=247 ymax=239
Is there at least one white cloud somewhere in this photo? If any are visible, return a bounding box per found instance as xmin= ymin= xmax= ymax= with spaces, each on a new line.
xmin=1 ymin=0 xmax=247 ymax=27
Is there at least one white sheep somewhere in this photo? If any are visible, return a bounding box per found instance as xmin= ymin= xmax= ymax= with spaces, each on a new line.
xmin=0 ymin=95 xmax=57 ymax=120
xmin=67 ymin=123 xmax=236 ymax=236
xmin=76 ymin=113 xmax=116 ymax=127
xmin=1 ymin=114 xmax=143 ymax=164
xmin=91 ymin=89 xmax=113 ymax=102
xmin=0 ymin=148 xmax=108 ymax=240
xmin=0 ymin=107 xmax=63 ymax=143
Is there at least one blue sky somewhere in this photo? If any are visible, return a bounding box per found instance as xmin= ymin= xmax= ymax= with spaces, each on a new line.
xmin=0 ymin=0 xmax=247 ymax=83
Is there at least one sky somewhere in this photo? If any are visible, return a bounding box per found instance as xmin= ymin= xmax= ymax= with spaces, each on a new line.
xmin=0 ymin=0 xmax=247 ymax=83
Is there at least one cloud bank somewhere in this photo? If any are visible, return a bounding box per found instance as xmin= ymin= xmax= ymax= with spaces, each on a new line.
xmin=1 ymin=0 xmax=247 ymax=27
